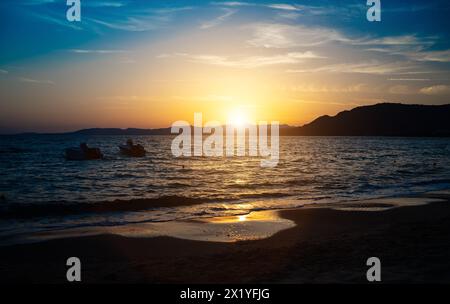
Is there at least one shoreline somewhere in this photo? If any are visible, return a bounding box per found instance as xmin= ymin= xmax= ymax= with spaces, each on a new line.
xmin=1 ymin=192 xmax=450 ymax=283
xmin=2 ymin=192 xmax=447 ymax=246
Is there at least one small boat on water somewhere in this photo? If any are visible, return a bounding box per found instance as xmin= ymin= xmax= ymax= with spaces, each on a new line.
xmin=65 ymin=143 xmax=103 ymax=160
xmin=119 ymin=139 xmax=146 ymax=157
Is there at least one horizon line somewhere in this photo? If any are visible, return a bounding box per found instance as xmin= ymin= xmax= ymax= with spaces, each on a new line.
xmin=2 ymin=102 xmax=450 ymax=135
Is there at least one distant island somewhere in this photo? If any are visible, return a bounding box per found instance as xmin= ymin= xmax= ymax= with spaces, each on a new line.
xmin=6 ymin=103 xmax=450 ymax=137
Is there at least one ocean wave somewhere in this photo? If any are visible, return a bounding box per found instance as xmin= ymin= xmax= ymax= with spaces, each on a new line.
xmin=0 ymin=147 xmax=32 ymax=154
xmin=224 ymin=182 xmax=281 ymax=189
xmin=0 ymin=195 xmax=223 ymax=219
xmin=411 ymin=179 xmax=450 ymax=187
xmin=237 ymin=192 xmax=290 ymax=199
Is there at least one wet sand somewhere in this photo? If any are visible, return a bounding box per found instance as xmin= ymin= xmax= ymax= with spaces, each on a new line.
xmin=1 ymin=195 xmax=450 ymax=283
xmin=17 ymin=210 xmax=296 ymax=244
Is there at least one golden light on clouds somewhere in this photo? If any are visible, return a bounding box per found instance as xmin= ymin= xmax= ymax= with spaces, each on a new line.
xmin=2 ymin=0 xmax=449 ymax=133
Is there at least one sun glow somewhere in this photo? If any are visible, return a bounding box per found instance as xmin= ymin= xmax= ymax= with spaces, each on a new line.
xmin=238 ymin=214 xmax=248 ymax=222
xmin=227 ymin=108 xmax=251 ymax=127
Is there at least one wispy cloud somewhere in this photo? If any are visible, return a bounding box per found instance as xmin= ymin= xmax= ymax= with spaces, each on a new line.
xmin=410 ymin=50 xmax=450 ymax=62
xmin=21 ymin=0 xmax=126 ymax=6
xmin=291 ymin=99 xmax=362 ymax=107
xmin=84 ymin=1 xmax=128 ymax=8
xmin=246 ymin=23 xmax=350 ymax=48
xmin=287 ymin=83 xmax=370 ymax=93
xmin=213 ymin=2 xmax=304 ymax=11
xmin=369 ymin=46 xmax=450 ymax=63
xmin=364 ymin=36 xmax=450 ymax=62
xmin=96 ymin=95 xmax=152 ymax=101
xmin=68 ymin=49 xmax=136 ymax=64
xmin=28 ymin=11 xmax=83 ymax=30
xmin=265 ymin=4 xmax=303 ymax=11
xmin=211 ymin=2 xmax=252 ymax=7
xmin=246 ymin=23 xmax=440 ymax=51
xmin=388 ymin=78 xmax=431 ymax=81
xmin=20 ymin=0 xmax=56 ymax=5
xmin=86 ymin=17 xmax=160 ymax=32
xmin=200 ymin=8 xmax=236 ymax=29
xmin=276 ymin=12 xmax=301 ymax=20
xmin=25 ymin=2 xmax=192 ymax=32
xmin=159 ymin=51 xmax=324 ymax=68
xmin=19 ymin=77 xmax=55 ymax=85
xmin=213 ymin=1 xmax=362 ymax=17
xmin=245 ymin=21 xmax=450 ymax=79
xmin=153 ymin=6 xmax=194 ymax=14
xmin=287 ymin=61 xmax=424 ymax=75
xmin=0 ymin=69 xmax=8 ymax=74
xmin=83 ymin=6 xmax=193 ymax=32
xmin=359 ymin=35 xmax=433 ymax=46
xmin=420 ymin=85 xmax=450 ymax=95
xmin=69 ymin=49 xmax=131 ymax=54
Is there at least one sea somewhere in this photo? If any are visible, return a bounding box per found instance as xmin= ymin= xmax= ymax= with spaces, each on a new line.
xmin=1 ymin=135 xmax=450 ymax=242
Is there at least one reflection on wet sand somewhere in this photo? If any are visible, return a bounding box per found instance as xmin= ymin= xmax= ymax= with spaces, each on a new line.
xmin=26 ymin=210 xmax=296 ymax=244
xmin=11 ymin=195 xmax=448 ymax=246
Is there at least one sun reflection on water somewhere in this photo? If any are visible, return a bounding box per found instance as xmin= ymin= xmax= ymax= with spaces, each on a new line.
xmin=200 ymin=210 xmax=280 ymax=224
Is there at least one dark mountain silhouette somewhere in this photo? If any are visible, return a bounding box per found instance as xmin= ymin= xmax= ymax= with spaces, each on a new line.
xmin=59 ymin=103 xmax=450 ymax=137
xmin=293 ymin=103 xmax=450 ymax=136
xmin=71 ymin=127 xmax=171 ymax=136
xmin=4 ymin=103 xmax=449 ymax=137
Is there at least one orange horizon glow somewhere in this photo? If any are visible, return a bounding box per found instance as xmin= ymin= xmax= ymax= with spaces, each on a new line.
xmin=2 ymin=1 xmax=449 ymax=134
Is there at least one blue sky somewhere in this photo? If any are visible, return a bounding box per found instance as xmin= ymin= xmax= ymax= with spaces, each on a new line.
xmin=1 ymin=0 xmax=450 ymax=133
xmin=1 ymin=0 xmax=449 ymax=63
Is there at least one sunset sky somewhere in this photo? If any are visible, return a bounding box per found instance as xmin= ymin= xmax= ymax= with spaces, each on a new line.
xmin=1 ymin=0 xmax=450 ymax=133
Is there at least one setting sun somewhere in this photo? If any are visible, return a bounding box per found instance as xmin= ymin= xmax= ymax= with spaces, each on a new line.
xmin=227 ymin=108 xmax=251 ymax=127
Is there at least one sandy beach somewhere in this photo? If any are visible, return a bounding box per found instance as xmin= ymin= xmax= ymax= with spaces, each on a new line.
xmin=1 ymin=192 xmax=450 ymax=284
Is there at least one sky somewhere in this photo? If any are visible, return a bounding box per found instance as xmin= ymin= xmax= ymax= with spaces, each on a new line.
xmin=1 ymin=0 xmax=450 ymax=133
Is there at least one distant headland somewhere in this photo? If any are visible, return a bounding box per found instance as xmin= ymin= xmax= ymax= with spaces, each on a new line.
xmin=4 ymin=103 xmax=450 ymax=137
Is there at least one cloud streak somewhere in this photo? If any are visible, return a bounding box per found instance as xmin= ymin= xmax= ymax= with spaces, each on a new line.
xmin=213 ymin=2 xmax=305 ymax=12
xmin=246 ymin=23 xmax=350 ymax=48
xmin=420 ymin=85 xmax=450 ymax=95
xmin=200 ymin=8 xmax=236 ymax=29
xmin=69 ymin=49 xmax=132 ymax=54
xmin=287 ymin=61 xmax=425 ymax=75
xmin=18 ymin=77 xmax=55 ymax=85
xmin=21 ymin=0 xmax=127 ymax=6
xmin=159 ymin=51 xmax=325 ymax=68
